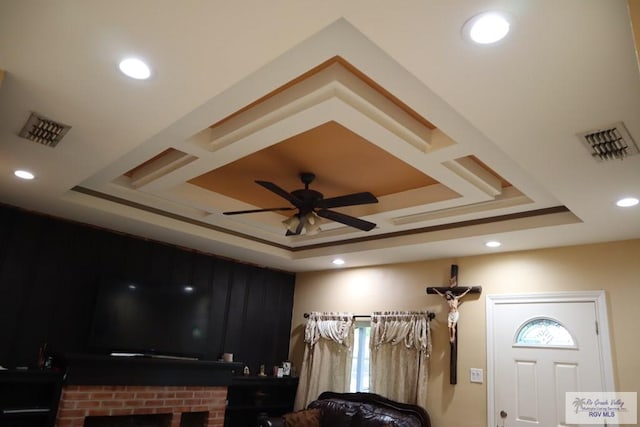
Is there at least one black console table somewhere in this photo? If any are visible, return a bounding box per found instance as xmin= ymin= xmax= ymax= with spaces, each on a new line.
xmin=0 ymin=369 xmax=64 ymax=427
xmin=225 ymin=376 xmax=299 ymax=427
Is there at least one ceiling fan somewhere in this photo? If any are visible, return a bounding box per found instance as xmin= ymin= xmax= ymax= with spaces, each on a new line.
xmin=223 ymin=172 xmax=378 ymax=235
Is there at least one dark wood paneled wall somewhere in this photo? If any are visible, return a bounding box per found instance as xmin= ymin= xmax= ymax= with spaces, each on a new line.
xmin=0 ymin=204 xmax=295 ymax=373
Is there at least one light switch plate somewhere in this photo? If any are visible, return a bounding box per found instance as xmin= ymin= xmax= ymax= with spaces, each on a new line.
xmin=470 ymin=368 xmax=483 ymax=383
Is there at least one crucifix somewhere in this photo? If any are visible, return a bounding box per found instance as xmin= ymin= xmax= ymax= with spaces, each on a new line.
xmin=426 ymin=264 xmax=482 ymax=384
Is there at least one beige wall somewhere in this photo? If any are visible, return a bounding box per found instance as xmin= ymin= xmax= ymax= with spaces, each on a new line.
xmin=290 ymin=239 xmax=640 ymax=427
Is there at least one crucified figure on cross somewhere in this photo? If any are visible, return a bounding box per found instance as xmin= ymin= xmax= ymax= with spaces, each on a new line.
xmin=426 ymin=265 xmax=482 ymax=384
xmin=432 ymin=287 xmax=471 ymax=342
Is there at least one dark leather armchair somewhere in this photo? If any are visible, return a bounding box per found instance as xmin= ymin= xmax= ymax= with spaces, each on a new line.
xmin=257 ymin=391 xmax=431 ymax=427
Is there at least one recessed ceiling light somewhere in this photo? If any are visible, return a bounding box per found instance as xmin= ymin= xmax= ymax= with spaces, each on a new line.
xmin=616 ymin=197 xmax=639 ymax=208
xmin=485 ymin=241 xmax=502 ymax=248
xmin=119 ymin=57 xmax=151 ymax=80
xmin=184 ymin=286 xmax=194 ymax=292
xmin=14 ymin=170 xmax=35 ymax=180
xmin=463 ymin=12 xmax=511 ymax=44
xmin=332 ymin=258 xmax=345 ymax=265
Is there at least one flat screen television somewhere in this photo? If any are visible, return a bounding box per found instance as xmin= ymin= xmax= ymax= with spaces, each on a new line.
xmin=88 ymin=277 xmax=211 ymax=359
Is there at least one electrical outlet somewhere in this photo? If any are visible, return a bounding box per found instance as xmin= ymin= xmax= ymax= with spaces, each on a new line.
xmin=470 ymin=368 xmax=483 ymax=383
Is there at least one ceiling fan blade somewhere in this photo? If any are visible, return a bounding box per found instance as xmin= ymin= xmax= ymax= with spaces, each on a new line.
xmin=317 ymin=209 xmax=376 ymax=231
xmin=317 ymin=192 xmax=378 ymax=209
xmin=223 ymin=207 xmax=296 ymax=215
xmin=256 ymin=180 xmax=304 ymax=207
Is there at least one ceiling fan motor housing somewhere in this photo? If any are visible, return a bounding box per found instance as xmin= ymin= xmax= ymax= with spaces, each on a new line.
xmin=292 ymin=189 xmax=323 ymax=214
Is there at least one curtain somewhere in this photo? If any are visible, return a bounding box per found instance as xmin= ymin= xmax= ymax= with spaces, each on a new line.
xmin=294 ymin=312 xmax=355 ymax=410
xmin=369 ymin=311 xmax=431 ymax=406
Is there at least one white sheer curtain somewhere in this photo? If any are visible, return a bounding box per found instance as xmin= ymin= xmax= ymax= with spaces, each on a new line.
xmin=294 ymin=312 xmax=354 ymax=410
xmin=369 ymin=311 xmax=431 ymax=406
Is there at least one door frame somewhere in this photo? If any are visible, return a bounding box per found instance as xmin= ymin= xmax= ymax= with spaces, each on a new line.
xmin=486 ymin=291 xmax=616 ymax=427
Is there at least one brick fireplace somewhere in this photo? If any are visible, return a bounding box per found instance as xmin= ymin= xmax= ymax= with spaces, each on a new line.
xmin=56 ymin=385 xmax=228 ymax=427
xmin=57 ymin=355 xmax=242 ymax=427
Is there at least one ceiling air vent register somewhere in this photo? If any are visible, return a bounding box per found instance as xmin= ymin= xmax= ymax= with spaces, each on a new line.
xmin=18 ymin=112 xmax=71 ymax=147
xmin=577 ymin=122 xmax=639 ymax=161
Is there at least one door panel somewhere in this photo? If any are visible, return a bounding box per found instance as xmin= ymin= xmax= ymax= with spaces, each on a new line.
xmin=492 ymin=300 xmax=604 ymax=427
xmin=515 ymin=360 xmax=539 ymax=422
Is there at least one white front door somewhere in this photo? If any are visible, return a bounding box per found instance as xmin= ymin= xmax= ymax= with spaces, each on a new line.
xmin=487 ymin=292 xmax=615 ymax=427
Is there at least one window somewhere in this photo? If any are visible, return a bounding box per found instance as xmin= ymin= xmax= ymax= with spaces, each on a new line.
xmin=349 ymin=323 xmax=370 ymax=392
xmin=514 ymin=318 xmax=576 ymax=348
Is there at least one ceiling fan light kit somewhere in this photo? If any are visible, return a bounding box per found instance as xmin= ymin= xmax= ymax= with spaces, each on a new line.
xmin=224 ymin=172 xmax=378 ymax=236
xmin=283 ymin=211 xmax=322 ymax=236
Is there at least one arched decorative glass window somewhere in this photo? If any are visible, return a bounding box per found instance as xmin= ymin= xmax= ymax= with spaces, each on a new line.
xmin=514 ymin=317 xmax=576 ymax=348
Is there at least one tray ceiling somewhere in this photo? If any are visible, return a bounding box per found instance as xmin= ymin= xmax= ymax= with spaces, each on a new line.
xmin=1 ymin=2 xmax=638 ymax=271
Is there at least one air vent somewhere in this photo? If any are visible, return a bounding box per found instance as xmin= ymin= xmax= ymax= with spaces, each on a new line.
xmin=18 ymin=112 xmax=71 ymax=147
xmin=578 ymin=122 xmax=639 ymax=161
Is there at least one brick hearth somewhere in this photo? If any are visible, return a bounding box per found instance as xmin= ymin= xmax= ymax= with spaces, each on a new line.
xmin=56 ymin=385 xmax=227 ymax=427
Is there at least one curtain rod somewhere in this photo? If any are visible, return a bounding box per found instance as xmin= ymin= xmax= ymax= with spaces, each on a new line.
xmin=303 ymin=312 xmax=436 ymax=320
xmin=303 ymin=313 xmax=372 ymax=319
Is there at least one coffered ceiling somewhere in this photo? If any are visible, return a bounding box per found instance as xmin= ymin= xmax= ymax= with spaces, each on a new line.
xmin=1 ymin=1 xmax=639 ymax=272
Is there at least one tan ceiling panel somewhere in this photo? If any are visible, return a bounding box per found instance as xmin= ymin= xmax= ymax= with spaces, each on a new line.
xmin=210 ymin=56 xmax=436 ymax=132
xmin=467 ymin=155 xmax=512 ymax=188
xmin=125 ymin=148 xmax=187 ymax=178
xmin=629 ymin=0 xmax=640 ymax=72
xmin=189 ymin=121 xmax=438 ymax=211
